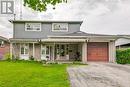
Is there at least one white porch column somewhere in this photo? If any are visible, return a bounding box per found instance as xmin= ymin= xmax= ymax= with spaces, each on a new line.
xmin=52 ymin=43 xmax=55 ymax=61
xmin=109 ymin=41 xmax=116 ymax=63
xmin=82 ymin=42 xmax=87 ymax=63
xmin=10 ymin=43 xmax=13 ymax=59
xmin=33 ymin=43 xmax=35 ymax=58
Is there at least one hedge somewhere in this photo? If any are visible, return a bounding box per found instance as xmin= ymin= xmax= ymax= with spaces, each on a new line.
xmin=116 ymin=49 xmax=130 ymax=64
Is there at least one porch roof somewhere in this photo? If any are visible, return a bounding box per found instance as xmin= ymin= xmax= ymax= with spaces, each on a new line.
xmin=48 ymin=31 xmax=118 ymax=38
xmin=0 ymin=36 xmax=9 ymax=42
xmin=41 ymin=39 xmax=86 ymax=42
xmin=9 ymin=38 xmax=86 ymax=43
xmin=9 ymin=38 xmax=38 ymax=43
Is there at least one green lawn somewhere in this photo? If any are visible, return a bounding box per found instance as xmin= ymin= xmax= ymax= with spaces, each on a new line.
xmin=0 ymin=61 xmax=70 ymax=87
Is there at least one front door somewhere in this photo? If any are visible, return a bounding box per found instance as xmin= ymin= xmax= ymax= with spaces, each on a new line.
xmin=41 ymin=45 xmax=51 ymax=60
xmin=20 ymin=43 xmax=29 ymax=60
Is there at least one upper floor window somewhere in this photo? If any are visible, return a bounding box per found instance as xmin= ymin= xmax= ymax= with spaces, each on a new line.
xmin=25 ymin=23 xmax=41 ymax=31
xmin=52 ymin=23 xmax=68 ymax=32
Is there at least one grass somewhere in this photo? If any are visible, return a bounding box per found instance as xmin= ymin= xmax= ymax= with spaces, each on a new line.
xmin=0 ymin=61 xmax=70 ymax=87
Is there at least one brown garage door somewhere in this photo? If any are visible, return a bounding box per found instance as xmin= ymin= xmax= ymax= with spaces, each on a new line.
xmin=87 ymin=42 xmax=108 ymax=61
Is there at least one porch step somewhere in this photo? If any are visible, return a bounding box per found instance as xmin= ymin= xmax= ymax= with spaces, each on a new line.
xmin=57 ymin=61 xmax=73 ymax=64
xmin=46 ymin=60 xmax=82 ymax=64
xmin=46 ymin=61 xmax=73 ymax=64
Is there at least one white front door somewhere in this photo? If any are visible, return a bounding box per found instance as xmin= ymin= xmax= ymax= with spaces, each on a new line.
xmin=20 ymin=43 xmax=29 ymax=60
xmin=41 ymin=45 xmax=51 ymax=60
xmin=41 ymin=45 xmax=46 ymax=60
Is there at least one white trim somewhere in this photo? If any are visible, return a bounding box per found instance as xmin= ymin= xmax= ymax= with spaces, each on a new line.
xmin=10 ymin=20 xmax=83 ymax=23
xmin=52 ymin=23 xmax=68 ymax=32
xmin=25 ymin=23 xmax=41 ymax=31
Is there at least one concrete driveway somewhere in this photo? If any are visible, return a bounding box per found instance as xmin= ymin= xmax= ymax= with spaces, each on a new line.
xmin=67 ymin=63 xmax=130 ymax=87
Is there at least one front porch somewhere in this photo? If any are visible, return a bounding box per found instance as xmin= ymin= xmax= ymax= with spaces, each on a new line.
xmin=11 ymin=42 xmax=83 ymax=62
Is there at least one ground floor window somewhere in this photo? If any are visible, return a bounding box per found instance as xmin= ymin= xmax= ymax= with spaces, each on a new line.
xmin=55 ymin=44 xmax=69 ymax=56
xmin=0 ymin=41 xmax=4 ymax=47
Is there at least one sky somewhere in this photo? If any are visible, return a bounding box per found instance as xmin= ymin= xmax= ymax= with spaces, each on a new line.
xmin=0 ymin=0 xmax=130 ymax=38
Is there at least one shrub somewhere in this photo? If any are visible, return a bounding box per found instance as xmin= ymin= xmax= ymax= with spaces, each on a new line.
xmin=41 ymin=60 xmax=47 ymax=64
xmin=4 ymin=53 xmax=19 ymax=61
xmin=116 ymin=49 xmax=130 ymax=64
xmin=29 ymin=55 xmax=34 ymax=60
xmin=4 ymin=53 xmax=13 ymax=61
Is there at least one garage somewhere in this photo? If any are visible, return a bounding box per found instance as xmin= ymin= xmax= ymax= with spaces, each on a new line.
xmin=87 ymin=42 xmax=109 ymax=62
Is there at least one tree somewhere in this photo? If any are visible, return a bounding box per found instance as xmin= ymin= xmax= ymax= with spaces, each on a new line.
xmin=23 ymin=0 xmax=67 ymax=12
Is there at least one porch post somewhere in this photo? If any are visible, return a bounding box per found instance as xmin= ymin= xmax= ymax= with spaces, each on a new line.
xmin=82 ymin=42 xmax=87 ymax=63
xmin=33 ymin=43 xmax=35 ymax=58
xmin=109 ymin=41 xmax=116 ymax=63
xmin=52 ymin=43 xmax=55 ymax=61
xmin=10 ymin=42 xmax=13 ymax=59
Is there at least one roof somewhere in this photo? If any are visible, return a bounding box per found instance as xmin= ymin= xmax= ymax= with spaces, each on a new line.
xmin=48 ymin=31 xmax=118 ymax=38
xmin=115 ymin=38 xmax=130 ymax=46
xmin=62 ymin=31 xmax=116 ymax=36
xmin=0 ymin=36 xmax=9 ymax=42
xmin=116 ymin=35 xmax=130 ymax=39
xmin=9 ymin=20 xmax=83 ymax=24
xmin=9 ymin=38 xmax=38 ymax=42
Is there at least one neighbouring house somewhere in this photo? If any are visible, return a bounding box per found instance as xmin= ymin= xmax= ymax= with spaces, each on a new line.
xmin=0 ymin=36 xmax=10 ymax=60
xmin=116 ymin=35 xmax=130 ymax=49
xmin=9 ymin=20 xmax=118 ymax=63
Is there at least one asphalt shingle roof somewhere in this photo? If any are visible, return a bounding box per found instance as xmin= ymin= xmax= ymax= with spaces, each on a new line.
xmin=56 ymin=31 xmax=116 ymax=37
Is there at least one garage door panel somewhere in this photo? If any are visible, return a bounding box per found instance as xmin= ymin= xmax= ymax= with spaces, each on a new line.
xmin=87 ymin=42 xmax=108 ymax=61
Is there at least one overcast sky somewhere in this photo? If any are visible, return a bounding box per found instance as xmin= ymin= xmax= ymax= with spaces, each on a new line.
xmin=0 ymin=0 xmax=130 ymax=38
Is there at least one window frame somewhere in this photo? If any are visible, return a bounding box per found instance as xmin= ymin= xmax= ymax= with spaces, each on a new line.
xmin=52 ymin=23 xmax=68 ymax=32
xmin=25 ymin=23 xmax=41 ymax=31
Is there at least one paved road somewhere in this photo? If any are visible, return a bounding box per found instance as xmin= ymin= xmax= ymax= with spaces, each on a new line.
xmin=67 ymin=63 xmax=130 ymax=87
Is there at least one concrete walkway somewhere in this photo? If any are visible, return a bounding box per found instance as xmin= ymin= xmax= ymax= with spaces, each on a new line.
xmin=67 ymin=63 xmax=130 ymax=87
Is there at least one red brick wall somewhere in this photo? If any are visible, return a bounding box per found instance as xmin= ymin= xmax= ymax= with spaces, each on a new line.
xmin=0 ymin=42 xmax=10 ymax=59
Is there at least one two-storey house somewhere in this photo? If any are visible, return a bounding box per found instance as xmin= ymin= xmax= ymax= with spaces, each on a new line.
xmin=9 ymin=20 xmax=117 ymax=63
